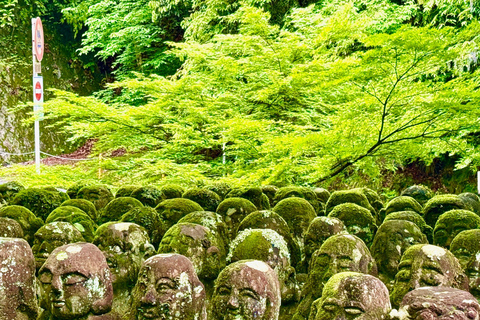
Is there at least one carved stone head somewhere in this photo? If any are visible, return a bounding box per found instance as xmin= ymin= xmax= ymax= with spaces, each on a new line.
xmin=390 ymin=244 xmax=468 ymax=308
xmin=433 ymin=209 xmax=480 ymax=249
xmin=38 ymin=242 xmax=113 ymax=319
xmin=132 ymin=253 xmax=206 ymax=320
xmin=395 ymin=287 xmax=480 ymax=320
xmin=210 ymin=260 xmax=281 ymax=320
xmin=310 ymin=272 xmax=391 ymax=320
xmin=0 ymin=238 xmax=38 ymax=320
xmin=451 ymin=229 xmax=480 ymax=298
xmin=32 ymin=221 xmax=85 ymax=271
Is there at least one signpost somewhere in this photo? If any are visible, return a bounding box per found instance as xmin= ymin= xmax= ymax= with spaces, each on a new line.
xmin=32 ymin=17 xmax=44 ymax=173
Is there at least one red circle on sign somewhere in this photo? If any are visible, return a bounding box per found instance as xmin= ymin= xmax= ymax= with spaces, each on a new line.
xmin=34 ymin=18 xmax=44 ymax=62
xmin=35 ymin=81 xmax=42 ymax=101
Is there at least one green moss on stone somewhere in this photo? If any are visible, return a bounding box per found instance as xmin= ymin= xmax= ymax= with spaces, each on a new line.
xmin=261 ymin=185 xmax=279 ymax=207
xmin=121 ymin=206 xmax=165 ymax=249
xmin=313 ymin=188 xmax=330 ymax=205
xmin=385 ymin=196 xmax=423 ymax=215
xmin=159 ymin=184 xmax=185 ymax=199
xmin=155 ymin=198 xmax=203 ymax=230
xmin=459 ymin=192 xmax=480 ymax=215
xmin=77 ymin=185 xmax=114 ymax=211
xmin=325 ymin=189 xmax=375 ymax=218
xmin=46 ymin=206 xmax=96 ymax=242
xmin=400 ymin=185 xmax=434 ymax=206
xmin=66 ymin=179 xmax=98 ymax=199
xmin=131 ymin=186 xmax=165 ymax=207
xmin=99 ymin=197 xmax=144 ymax=225
xmin=61 ymin=199 xmax=98 ymax=222
xmin=205 ymin=183 xmax=231 ymax=200
xmin=0 ymin=205 xmax=43 ymax=245
xmin=115 ymin=185 xmax=139 ymax=198
xmin=384 ymin=210 xmax=433 ymax=242
xmin=423 ymin=194 xmax=472 ymax=228
xmin=0 ymin=181 xmax=25 ymax=205
xmin=433 ymin=209 xmax=480 ymax=248
xmin=10 ymin=188 xmax=69 ymax=221
xmin=273 ymin=197 xmax=316 ymax=245
xmin=183 ymin=188 xmax=221 ymax=212
xmin=273 ymin=186 xmax=321 ymax=214
xmin=226 ymin=187 xmax=270 ymax=210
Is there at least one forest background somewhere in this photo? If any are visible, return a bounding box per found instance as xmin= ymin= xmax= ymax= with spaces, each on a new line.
xmin=2 ymin=0 xmax=480 ymax=196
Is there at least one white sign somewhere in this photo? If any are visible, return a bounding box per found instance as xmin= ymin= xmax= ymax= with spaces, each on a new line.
xmin=33 ymin=18 xmax=44 ymax=62
xmin=33 ymin=76 xmax=44 ymax=120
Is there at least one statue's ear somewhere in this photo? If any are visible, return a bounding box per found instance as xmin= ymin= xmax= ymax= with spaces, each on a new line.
xmin=142 ymin=243 xmax=156 ymax=259
xmin=455 ymin=272 xmax=470 ymax=291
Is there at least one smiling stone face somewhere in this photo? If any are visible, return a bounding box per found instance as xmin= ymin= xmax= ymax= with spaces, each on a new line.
xmin=396 ymin=287 xmax=480 ymax=320
xmin=390 ymin=244 xmax=468 ymax=308
xmin=310 ymin=272 xmax=391 ymax=320
xmin=132 ymin=253 xmax=206 ymax=320
xmin=38 ymin=242 xmax=113 ymax=319
xmin=209 ymin=260 xmax=281 ymax=320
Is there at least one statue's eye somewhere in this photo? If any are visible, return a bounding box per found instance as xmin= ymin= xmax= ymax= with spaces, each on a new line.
xmin=240 ymin=289 xmax=259 ymax=300
xmin=156 ymin=279 xmax=175 ymax=292
xmin=217 ymin=286 xmax=230 ymax=296
xmin=39 ymin=272 xmax=52 ymax=284
xmin=345 ymin=307 xmax=364 ymax=315
xmin=396 ymin=270 xmax=411 ymax=282
xmin=322 ymin=303 xmax=337 ymax=312
xmin=64 ymin=273 xmax=88 ymax=285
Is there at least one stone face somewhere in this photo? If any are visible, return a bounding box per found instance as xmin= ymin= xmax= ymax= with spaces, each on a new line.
xmin=61 ymin=199 xmax=98 ymax=223
xmin=132 ymin=253 xmax=206 ymax=320
xmin=77 ymin=185 xmax=114 ymax=211
xmin=38 ymin=242 xmax=113 ymax=319
xmin=395 ymin=286 xmax=480 ymax=320
xmin=390 ymin=244 xmax=468 ymax=308
xmin=99 ymin=197 xmax=144 ymax=225
xmin=0 ymin=217 xmax=24 ymax=238
xmin=216 ymin=197 xmax=257 ymax=241
xmin=32 ymin=221 xmax=85 ymax=270
xmin=10 ymin=188 xmax=68 ymax=221
xmin=293 ymin=234 xmax=377 ymax=320
xmin=370 ymin=220 xmax=427 ymax=290
xmin=226 ymin=187 xmax=271 ymax=211
xmin=273 ymin=186 xmax=321 ymax=214
xmin=46 ymin=206 xmax=97 ymax=242
xmin=325 ymin=189 xmax=375 ymax=217
xmin=450 ymin=229 xmax=480 ymax=298
xmin=310 ymin=272 xmax=391 ymax=320
xmin=302 ymin=216 xmax=347 ymax=272
xmin=182 ymin=188 xmax=221 ymax=212
xmin=228 ymin=228 xmax=298 ymax=303
xmin=400 ymin=185 xmax=434 ymax=206
xmin=384 ymin=210 xmax=433 ymax=241
xmin=158 ymin=222 xmax=226 ymax=281
xmin=385 ymin=196 xmax=423 ymax=215
xmin=433 ymin=209 xmax=480 ymax=249
xmin=121 ymin=206 xmax=165 ymax=249
xmin=327 ymin=202 xmax=377 ymax=247
xmin=0 ymin=237 xmax=38 ymax=320
xmin=423 ymin=194 xmax=472 ymax=228
xmin=209 ymin=260 xmax=281 ymax=320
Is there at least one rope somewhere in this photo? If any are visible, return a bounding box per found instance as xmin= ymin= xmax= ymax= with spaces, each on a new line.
xmin=0 ymin=150 xmax=93 ymax=161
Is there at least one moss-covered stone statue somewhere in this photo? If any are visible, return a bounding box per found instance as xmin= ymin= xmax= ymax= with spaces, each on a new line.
xmin=450 ymin=229 xmax=480 ymax=299
xmin=209 ymin=260 xmax=281 ymax=320
xmin=423 ymin=194 xmax=472 ymax=228
xmin=228 ymin=228 xmax=298 ymax=304
xmin=131 ymin=253 xmax=207 ymax=320
xmin=10 ymin=187 xmax=68 ymax=221
xmin=393 ymin=286 xmax=480 ymax=320
xmin=400 ymin=184 xmax=434 ymax=206
xmin=236 ymin=210 xmax=302 ymax=270
xmin=98 ymin=196 xmax=144 ymax=225
xmin=0 ymin=205 xmax=44 ymax=245
xmin=38 ymin=242 xmax=114 ymax=320
xmin=293 ymin=234 xmax=377 ymax=320
xmin=0 ymin=238 xmax=38 ymax=319
xmin=216 ymin=197 xmax=257 ymax=240
xmin=159 ymin=184 xmax=185 ymax=199
xmin=261 ymin=185 xmax=279 ymax=207
xmin=182 ymin=188 xmax=222 ymax=212
xmin=32 ymin=221 xmax=85 ymax=271
xmin=177 ymin=210 xmax=229 ymax=251
xmin=355 ymin=187 xmax=384 ymax=217
xmin=46 ymin=206 xmax=97 ymax=242
xmin=390 ymin=244 xmax=468 ymax=308
xmin=433 ymin=209 xmax=480 ymax=249
xmin=0 ymin=217 xmax=24 ymax=238
xmin=226 ymin=186 xmax=271 ymax=210
xmin=157 ymin=222 xmax=226 ymax=295
xmin=370 ymin=220 xmax=428 ymax=290
xmin=273 ymin=186 xmax=321 ymax=214
xmin=0 ymin=180 xmax=25 ymax=204
xmin=114 ymin=185 xmax=138 ymax=198
xmin=93 ymin=222 xmax=155 ymax=318
xmin=384 ymin=210 xmax=434 ymax=242
xmin=385 ymin=196 xmax=423 ymax=216
xmin=76 ymin=184 xmax=114 ymax=212
xmin=120 ymin=206 xmax=165 ymax=249
xmin=459 ymin=192 xmax=480 ymax=215
xmin=309 ymin=272 xmax=391 ymax=320
xmin=313 ymin=188 xmax=330 ymax=206
xmin=155 ymin=198 xmax=203 ymax=231
xmin=273 ymin=197 xmax=316 ymax=252
xmin=205 ymin=182 xmax=231 ymax=200
xmin=66 ymin=179 xmax=98 ymax=199
xmin=325 ymin=189 xmax=375 ymax=217
xmin=130 ymin=186 xmax=165 ymax=207
xmin=327 ymin=203 xmax=377 ymax=247
xmin=300 ymin=216 xmax=347 ymax=273
xmin=61 ymin=199 xmax=98 ymax=223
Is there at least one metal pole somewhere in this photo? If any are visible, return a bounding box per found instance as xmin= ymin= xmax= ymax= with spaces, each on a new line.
xmin=32 ymin=18 xmax=40 ymax=173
